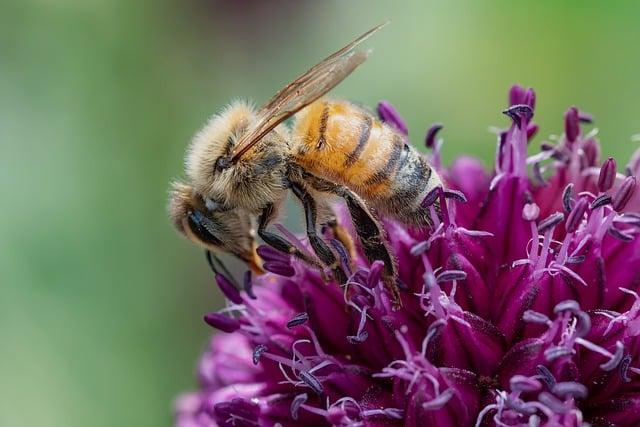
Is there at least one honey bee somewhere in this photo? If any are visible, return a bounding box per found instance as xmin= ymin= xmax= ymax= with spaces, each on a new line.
xmin=169 ymin=22 xmax=442 ymax=308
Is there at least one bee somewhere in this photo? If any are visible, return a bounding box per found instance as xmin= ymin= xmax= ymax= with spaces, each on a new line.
xmin=169 ymin=22 xmax=442 ymax=308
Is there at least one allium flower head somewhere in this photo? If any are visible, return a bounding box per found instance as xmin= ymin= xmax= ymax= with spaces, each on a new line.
xmin=175 ymin=86 xmax=640 ymax=427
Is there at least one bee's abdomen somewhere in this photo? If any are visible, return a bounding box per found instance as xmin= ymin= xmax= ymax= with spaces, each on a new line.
xmin=293 ymin=100 xmax=438 ymax=222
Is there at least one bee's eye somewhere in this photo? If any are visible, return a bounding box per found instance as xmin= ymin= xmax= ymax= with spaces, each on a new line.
xmin=187 ymin=210 xmax=223 ymax=246
xmin=214 ymin=156 xmax=231 ymax=172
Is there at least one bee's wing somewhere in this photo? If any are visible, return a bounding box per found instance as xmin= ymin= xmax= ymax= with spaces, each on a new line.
xmin=230 ymin=21 xmax=388 ymax=163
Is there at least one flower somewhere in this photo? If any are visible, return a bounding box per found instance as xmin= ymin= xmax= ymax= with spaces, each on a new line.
xmin=174 ymin=86 xmax=640 ymax=427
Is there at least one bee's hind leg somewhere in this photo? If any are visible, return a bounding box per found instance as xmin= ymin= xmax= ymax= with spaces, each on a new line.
xmin=302 ymin=174 xmax=401 ymax=309
xmin=289 ymin=181 xmax=348 ymax=285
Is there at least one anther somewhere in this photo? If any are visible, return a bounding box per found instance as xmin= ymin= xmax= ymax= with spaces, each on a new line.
xmin=215 ymin=273 xmax=243 ymax=305
xmin=544 ymin=346 xmax=574 ymax=361
xmin=598 ymin=157 xmax=617 ymax=192
xmin=444 ymin=189 xmax=467 ymax=203
xmin=619 ymin=354 xmax=632 ymax=383
xmin=533 ymin=162 xmax=546 ymax=186
xmin=590 ymin=194 xmax=612 ymax=210
xmin=436 ymin=270 xmax=467 ymax=283
xmin=562 ymin=184 xmax=574 ymax=213
xmin=290 ymin=393 xmax=308 ymax=420
xmin=298 ymin=370 xmax=323 ymax=395
xmin=538 ymin=392 xmax=568 ymax=414
xmin=538 ymin=212 xmax=565 ymax=234
xmin=553 ymin=300 xmax=581 ymax=315
xmin=253 ymin=344 xmax=267 ymax=365
xmin=287 ymin=312 xmax=309 ymax=329
xmin=377 ymin=101 xmax=408 ymax=135
xmin=522 ymin=310 xmax=550 ymax=325
xmin=565 ymin=198 xmax=588 ymax=233
xmin=421 ymin=187 xmax=441 ymax=208
xmin=600 ymin=341 xmax=625 ymax=371
xmin=536 ymin=365 xmax=556 ymax=389
xmin=503 ymin=104 xmax=534 ymax=129
xmin=608 ymin=226 xmax=634 ymax=242
xmin=578 ymin=111 xmax=594 ymax=123
xmin=203 ymin=312 xmax=240 ymax=333
xmin=612 ymin=176 xmax=637 ymax=211
xmin=425 ymin=123 xmax=443 ymax=149
xmin=564 ymin=106 xmax=580 ymax=143
xmin=510 ymin=375 xmax=543 ymax=393
xmin=422 ymin=389 xmax=454 ymax=410
xmin=552 ymin=382 xmax=588 ymax=399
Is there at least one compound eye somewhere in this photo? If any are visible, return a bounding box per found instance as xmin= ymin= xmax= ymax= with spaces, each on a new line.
xmin=186 ymin=210 xmax=223 ymax=247
xmin=214 ymin=156 xmax=231 ymax=172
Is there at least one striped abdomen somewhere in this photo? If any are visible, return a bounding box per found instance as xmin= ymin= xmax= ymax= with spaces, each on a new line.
xmin=292 ymin=99 xmax=441 ymax=226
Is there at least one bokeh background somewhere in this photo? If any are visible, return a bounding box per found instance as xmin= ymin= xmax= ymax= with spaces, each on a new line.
xmin=2 ymin=0 xmax=640 ymax=425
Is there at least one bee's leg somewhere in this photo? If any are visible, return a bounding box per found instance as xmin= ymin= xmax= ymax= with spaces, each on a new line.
xmin=323 ymin=215 xmax=357 ymax=270
xmin=304 ymin=175 xmax=401 ymax=309
xmin=257 ymin=203 xmax=322 ymax=269
xmin=289 ymin=182 xmax=348 ymax=284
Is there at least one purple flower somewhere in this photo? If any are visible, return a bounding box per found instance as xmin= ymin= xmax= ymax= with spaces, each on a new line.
xmin=174 ymin=86 xmax=640 ymax=427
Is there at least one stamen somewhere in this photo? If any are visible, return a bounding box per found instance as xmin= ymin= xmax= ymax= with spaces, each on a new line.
xmin=298 ymin=370 xmax=323 ymax=395
xmin=533 ymin=162 xmax=547 ymax=186
xmin=203 ymin=312 xmax=240 ymax=333
xmin=538 ymin=391 xmax=568 ymax=414
xmin=522 ymin=310 xmax=551 ymax=325
xmin=564 ymin=106 xmax=580 ymax=143
xmin=422 ymin=388 xmax=454 ymax=410
xmin=421 ymin=319 xmax=446 ymax=356
xmin=436 ymin=270 xmax=467 ymax=283
xmin=536 ymin=365 xmax=557 ymax=389
xmin=425 ymin=123 xmax=443 ymax=149
xmin=505 ymin=398 xmax=537 ymax=416
xmin=544 ymin=346 xmax=574 ymax=361
xmin=562 ymin=184 xmax=574 ymax=213
xmin=503 ymin=104 xmax=534 ymax=129
xmin=290 ymin=393 xmax=308 ymax=420
xmin=590 ymin=194 xmax=612 ymax=210
xmin=510 ymin=375 xmax=543 ymax=393
xmin=444 ymin=189 xmax=467 ymax=203
xmin=553 ymin=382 xmax=588 ymax=399
xmin=215 ymin=273 xmax=244 ymax=305
xmin=538 ymin=212 xmax=564 ymax=234
xmin=598 ymin=157 xmax=617 ymax=192
xmin=553 ymin=300 xmax=581 ymax=315
xmin=421 ymin=187 xmax=441 ymax=208
xmin=578 ymin=111 xmax=594 ymax=123
xmin=377 ymin=101 xmax=408 ymax=135
xmin=619 ymin=354 xmax=632 ymax=383
xmin=565 ymin=198 xmax=588 ymax=233
xmin=263 ymin=262 xmax=295 ymax=277
xmin=600 ymin=341 xmax=625 ymax=371
xmin=287 ymin=312 xmax=309 ymax=329
xmin=612 ymin=176 xmax=637 ymax=211
xmin=523 ymin=203 xmax=541 ymax=221
xmin=608 ymin=226 xmax=634 ymax=242
xmin=253 ymin=344 xmax=267 ymax=365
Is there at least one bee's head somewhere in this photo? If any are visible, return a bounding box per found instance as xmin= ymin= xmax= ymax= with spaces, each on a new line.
xmin=168 ymin=181 xmax=263 ymax=273
xmin=185 ymin=101 xmax=289 ymax=212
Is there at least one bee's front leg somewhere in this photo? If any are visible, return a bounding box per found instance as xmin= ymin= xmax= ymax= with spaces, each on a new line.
xmin=257 ymin=202 xmax=323 ymax=271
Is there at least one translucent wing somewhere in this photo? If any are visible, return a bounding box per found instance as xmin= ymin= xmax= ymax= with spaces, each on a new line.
xmin=230 ymin=21 xmax=388 ymax=163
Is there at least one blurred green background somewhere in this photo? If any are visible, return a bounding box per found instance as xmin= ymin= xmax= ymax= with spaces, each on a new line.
xmin=2 ymin=0 xmax=639 ymax=425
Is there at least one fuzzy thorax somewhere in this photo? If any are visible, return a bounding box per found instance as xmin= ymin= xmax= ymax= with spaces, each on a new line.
xmin=185 ymin=101 xmax=291 ymax=213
